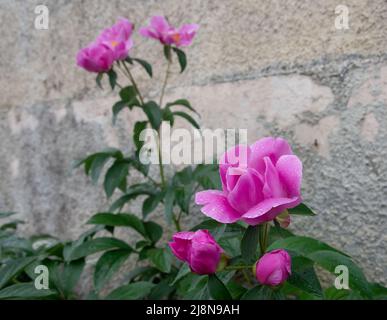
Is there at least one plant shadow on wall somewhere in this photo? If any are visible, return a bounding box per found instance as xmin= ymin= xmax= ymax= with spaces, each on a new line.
xmin=0 ymin=16 xmax=387 ymax=300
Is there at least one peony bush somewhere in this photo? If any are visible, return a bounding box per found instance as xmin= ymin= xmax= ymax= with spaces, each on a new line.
xmin=0 ymin=15 xmax=386 ymax=300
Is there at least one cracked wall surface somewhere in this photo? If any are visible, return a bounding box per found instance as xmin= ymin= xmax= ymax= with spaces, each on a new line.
xmin=0 ymin=0 xmax=386 ymax=286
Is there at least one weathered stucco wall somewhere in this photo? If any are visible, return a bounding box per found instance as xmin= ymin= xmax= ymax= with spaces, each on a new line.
xmin=0 ymin=0 xmax=386 ymax=285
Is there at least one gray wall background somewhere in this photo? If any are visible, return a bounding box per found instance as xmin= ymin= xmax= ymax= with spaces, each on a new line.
xmin=0 ymin=0 xmax=386 ymax=286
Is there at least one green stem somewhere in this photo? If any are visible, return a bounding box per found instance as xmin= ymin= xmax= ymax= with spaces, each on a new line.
xmin=121 ymin=62 xmax=145 ymax=105
xmin=159 ymin=52 xmax=172 ymax=108
xmin=157 ymin=128 xmax=166 ymax=188
xmin=172 ymin=215 xmax=181 ymax=232
xmin=119 ymin=61 xmax=167 ymax=188
xmin=259 ymin=222 xmax=270 ymax=255
xmin=156 ymin=51 xmax=172 ymax=188
xmin=242 ymin=269 xmax=253 ymax=286
xmin=224 ymin=265 xmax=252 ymax=271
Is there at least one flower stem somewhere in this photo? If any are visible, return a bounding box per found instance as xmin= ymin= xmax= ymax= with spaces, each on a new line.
xmin=259 ymin=222 xmax=270 ymax=255
xmin=159 ymin=51 xmax=172 ymax=108
xmin=119 ymin=61 xmax=167 ymax=188
xmin=157 ymin=130 xmax=166 ymax=188
xmin=224 ymin=265 xmax=252 ymax=271
xmin=156 ymin=50 xmax=172 ymax=188
xmin=242 ymin=269 xmax=253 ymax=286
xmin=121 ymin=61 xmax=145 ymax=105
xmin=172 ymin=215 xmax=181 ymax=232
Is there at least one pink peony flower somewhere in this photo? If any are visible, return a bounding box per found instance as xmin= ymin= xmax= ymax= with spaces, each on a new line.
xmin=139 ymin=16 xmax=199 ymax=47
xmin=76 ymin=42 xmax=114 ymax=73
xmin=169 ymin=230 xmax=223 ymax=275
xmin=195 ymin=137 xmax=302 ymax=226
xmin=255 ymin=249 xmax=291 ymax=286
xmin=97 ymin=18 xmax=134 ymax=60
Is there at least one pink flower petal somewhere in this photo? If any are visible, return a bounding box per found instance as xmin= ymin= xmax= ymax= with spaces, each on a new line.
xmin=195 ymin=190 xmax=242 ymax=223
xmin=169 ymin=231 xmax=195 ymax=262
xmin=219 ymin=145 xmax=251 ymax=192
xmin=249 ymin=137 xmax=293 ymax=173
xmin=150 ymin=16 xmax=170 ymax=33
xmin=227 ymin=169 xmax=263 ymax=213
xmin=276 ymin=155 xmax=302 ymax=197
xmin=263 ymin=157 xmax=287 ymax=198
xmin=241 ymin=196 xmax=300 ymax=225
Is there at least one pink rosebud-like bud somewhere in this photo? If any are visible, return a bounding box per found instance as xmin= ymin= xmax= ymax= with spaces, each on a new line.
xmin=255 ymin=249 xmax=291 ymax=286
xmin=76 ymin=42 xmax=114 ymax=73
xmin=169 ymin=230 xmax=223 ymax=275
xmin=276 ymin=210 xmax=291 ymax=228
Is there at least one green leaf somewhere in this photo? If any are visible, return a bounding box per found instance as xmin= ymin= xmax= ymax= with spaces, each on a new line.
xmin=89 ymin=153 xmax=111 ymax=184
xmin=162 ymin=107 xmax=174 ymax=126
xmin=171 ymin=264 xmax=191 ymax=285
xmin=87 ymin=213 xmax=146 ymax=237
xmin=112 ymin=101 xmax=129 ymax=125
xmin=104 ymin=160 xmax=129 ymax=198
xmin=109 ymin=183 xmax=156 ymax=212
xmin=148 ymin=277 xmax=175 ymax=299
xmin=142 ymin=101 xmax=162 ymax=130
xmin=323 ymin=287 xmax=360 ymax=300
xmin=287 ymin=256 xmax=323 ymax=298
xmin=0 ymin=212 xmax=17 ymax=219
xmin=94 ymin=249 xmax=131 ymax=291
xmin=147 ymin=248 xmax=172 ymax=273
xmin=62 ymin=226 xmax=103 ymax=261
xmin=163 ymin=187 xmax=175 ymax=224
xmin=241 ymin=285 xmax=284 ymax=300
xmin=67 ymin=237 xmax=132 ymax=261
xmin=269 ymin=223 xmax=294 ymax=245
xmin=172 ymin=111 xmax=200 ymax=129
xmin=307 ymin=250 xmax=371 ymax=298
xmin=0 ymin=220 xmax=24 ymax=231
xmin=119 ymin=86 xmax=137 ymax=102
xmin=133 ymin=58 xmax=152 ymax=77
xmin=190 ymin=219 xmax=221 ymax=232
xmin=241 ymin=225 xmax=260 ymax=263
xmin=0 ymin=257 xmax=36 ymax=289
xmin=61 ymin=259 xmax=85 ymax=298
xmin=144 ymin=221 xmax=163 ymax=244
xmin=133 ymin=121 xmax=148 ymax=151
xmin=96 ymin=73 xmax=103 ymax=89
xmin=288 ymin=203 xmax=316 ymax=216
xmin=163 ymin=45 xmax=172 ymax=61
xmin=268 ymin=236 xmax=349 ymax=257
xmin=142 ymin=194 xmax=162 ymax=218
xmin=186 ymin=276 xmax=210 ymax=299
xmin=166 ymin=99 xmax=198 ymax=115
xmin=127 ymin=155 xmax=150 ymax=177
xmin=369 ymin=283 xmax=387 ymax=299
xmin=174 ymin=166 xmax=193 ymax=184
xmin=227 ymin=281 xmax=248 ymax=300
xmin=172 ymin=47 xmax=187 ymax=73
xmin=125 ymin=56 xmax=133 ymax=64
xmin=106 ymin=281 xmax=155 ymax=300
xmin=74 ymin=148 xmax=123 ymax=174
xmin=194 ymin=165 xmax=221 ymax=189
xmin=0 ymin=283 xmax=57 ymax=299
xmin=124 ymin=266 xmax=157 ymax=283
xmin=108 ymin=69 xmax=117 ymax=90
xmin=208 ymin=274 xmax=232 ymax=300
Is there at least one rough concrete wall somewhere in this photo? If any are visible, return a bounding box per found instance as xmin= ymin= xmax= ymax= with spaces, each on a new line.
xmin=0 ymin=0 xmax=386 ymax=286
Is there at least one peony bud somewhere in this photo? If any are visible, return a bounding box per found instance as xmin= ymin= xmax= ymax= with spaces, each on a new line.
xmin=275 ymin=210 xmax=291 ymax=228
xmin=255 ymin=249 xmax=291 ymax=286
xmin=169 ymin=229 xmax=223 ymax=275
